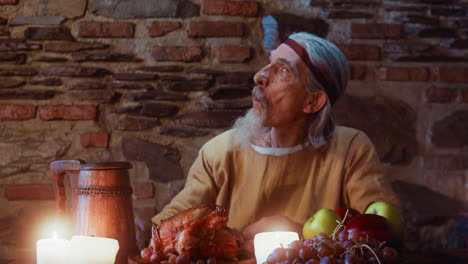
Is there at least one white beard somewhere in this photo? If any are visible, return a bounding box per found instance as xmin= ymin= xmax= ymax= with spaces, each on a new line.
xmin=232 ymin=108 xmax=267 ymax=148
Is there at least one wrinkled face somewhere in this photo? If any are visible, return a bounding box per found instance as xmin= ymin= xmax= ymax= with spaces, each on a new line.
xmin=252 ymin=44 xmax=310 ymax=128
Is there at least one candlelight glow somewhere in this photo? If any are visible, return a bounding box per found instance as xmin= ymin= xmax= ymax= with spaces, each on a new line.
xmin=68 ymin=235 xmax=119 ymax=264
xmin=36 ymin=235 xmax=70 ymax=264
xmin=254 ymin=232 xmax=299 ymax=264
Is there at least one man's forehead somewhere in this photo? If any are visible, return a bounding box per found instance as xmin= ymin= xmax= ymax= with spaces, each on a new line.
xmin=269 ymin=43 xmax=303 ymax=67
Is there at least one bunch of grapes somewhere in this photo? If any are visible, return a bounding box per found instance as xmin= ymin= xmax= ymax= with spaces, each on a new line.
xmin=265 ymin=232 xmax=398 ymax=264
xmin=140 ymin=248 xmax=218 ymax=264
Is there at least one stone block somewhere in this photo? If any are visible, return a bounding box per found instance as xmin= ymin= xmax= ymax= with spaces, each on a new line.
xmin=140 ymin=103 xmax=179 ymax=117
xmin=115 ymin=115 xmax=159 ymax=130
xmin=44 ymin=42 xmax=109 ymax=52
xmin=152 ymin=46 xmax=202 ymax=62
xmin=4 ymin=184 xmax=54 ymax=200
xmin=337 ymin=44 xmax=381 ymax=61
xmin=202 ymin=0 xmax=258 ymax=17
xmin=430 ymin=8 xmax=466 ymax=17
xmin=0 ymin=0 xmax=17 ymax=4
xmin=67 ymin=89 xmax=116 ymax=103
xmin=326 ymin=10 xmax=373 ymax=19
xmin=349 ymin=64 xmax=367 ymax=80
xmin=460 ymin=89 xmax=468 ymax=103
xmin=0 ymin=90 xmax=57 ymax=100
xmin=0 ymin=53 xmax=27 ymax=64
xmin=38 ymin=105 xmax=97 ymax=120
xmin=135 ymin=65 xmax=184 ymax=72
xmin=122 ymin=137 xmax=184 ymax=182
xmin=110 ymin=81 xmax=154 ymax=90
xmin=78 ymin=21 xmax=135 ymax=38
xmin=0 ymin=66 xmax=37 ymax=76
xmin=159 ymin=78 xmax=211 ymax=92
xmin=172 ymin=110 xmax=244 ymax=128
xmin=10 ymin=16 xmax=66 ymax=25
xmin=188 ymin=21 xmax=245 ymax=37
xmin=425 ymin=87 xmax=457 ymax=103
xmin=437 ymin=67 xmax=468 ymax=82
xmin=424 ymin=154 xmax=468 ymax=170
xmin=0 ymin=105 xmax=36 ymax=120
xmin=0 ymin=40 xmax=41 ymax=51
xmin=24 ymin=27 xmax=73 ymax=41
xmin=0 ymin=78 xmax=25 ymax=88
xmin=375 ymin=66 xmax=430 ymax=81
xmin=395 ymin=55 xmax=466 ymax=63
xmin=71 ymin=81 xmax=106 ymax=90
xmin=394 ymin=14 xmax=440 ymax=25
xmin=148 ymin=21 xmax=181 ymax=37
xmin=160 ymin=125 xmax=209 ymax=137
xmin=425 ymin=171 xmax=466 ymax=201
xmin=114 ymin=73 xmax=158 ymax=81
xmin=451 ymin=39 xmax=468 ymax=49
xmin=431 ymin=110 xmax=468 ymax=148
xmin=383 ymin=42 xmax=432 ymax=54
xmin=207 ymin=100 xmax=252 ymax=110
xmin=30 ymin=78 xmax=63 ymax=86
xmin=216 ymin=71 xmax=255 ymax=86
xmin=214 ymin=46 xmax=251 ymax=62
xmin=0 ymin=29 xmax=9 ymax=37
xmin=88 ymin=0 xmax=199 ymax=19
xmin=72 ymin=52 xmax=142 ymax=62
xmin=132 ymin=182 xmax=154 ymax=199
xmin=209 ymin=86 xmax=251 ymax=100
xmin=40 ymin=65 xmax=110 ymax=77
xmin=111 ymin=105 xmax=142 ymax=114
xmin=35 ymin=56 xmax=67 ymax=63
xmin=80 ymin=132 xmax=109 ymax=148
xmin=419 ymin=28 xmax=456 ymax=38
xmin=126 ymin=91 xmax=188 ymax=101
xmin=271 ymin=13 xmax=328 ymax=42
xmin=352 ymin=24 xmax=404 ymax=39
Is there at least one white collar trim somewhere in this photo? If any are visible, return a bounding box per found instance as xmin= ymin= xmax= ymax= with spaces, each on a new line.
xmin=250 ymin=141 xmax=309 ymax=156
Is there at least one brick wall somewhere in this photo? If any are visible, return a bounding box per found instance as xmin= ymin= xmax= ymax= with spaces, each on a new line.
xmin=0 ymin=0 xmax=467 ymax=260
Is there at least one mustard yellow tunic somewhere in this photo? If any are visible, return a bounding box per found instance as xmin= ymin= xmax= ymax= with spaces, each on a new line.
xmin=152 ymin=126 xmax=400 ymax=230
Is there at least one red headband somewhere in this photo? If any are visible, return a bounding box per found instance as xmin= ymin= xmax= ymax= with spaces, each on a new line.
xmin=283 ymin=38 xmax=338 ymax=105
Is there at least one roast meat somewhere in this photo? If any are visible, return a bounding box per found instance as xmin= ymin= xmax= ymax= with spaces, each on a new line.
xmin=150 ymin=204 xmax=244 ymax=259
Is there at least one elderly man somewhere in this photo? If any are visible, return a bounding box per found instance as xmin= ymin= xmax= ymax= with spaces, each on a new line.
xmin=151 ymin=32 xmax=400 ymax=238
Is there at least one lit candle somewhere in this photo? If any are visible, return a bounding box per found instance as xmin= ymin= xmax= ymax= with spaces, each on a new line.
xmin=36 ymin=232 xmax=70 ymax=264
xmin=254 ymin=232 xmax=299 ymax=264
xmin=69 ymin=235 xmax=119 ymax=264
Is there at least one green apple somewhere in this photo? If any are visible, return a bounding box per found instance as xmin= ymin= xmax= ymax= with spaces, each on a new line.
xmin=302 ymin=208 xmax=342 ymax=239
xmin=365 ymin=201 xmax=405 ymax=242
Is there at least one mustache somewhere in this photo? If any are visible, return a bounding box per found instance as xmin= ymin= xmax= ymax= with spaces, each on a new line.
xmin=252 ymin=86 xmax=266 ymax=103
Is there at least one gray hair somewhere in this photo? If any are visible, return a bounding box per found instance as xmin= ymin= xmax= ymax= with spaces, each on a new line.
xmin=288 ymin=32 xmax=349 ymax=148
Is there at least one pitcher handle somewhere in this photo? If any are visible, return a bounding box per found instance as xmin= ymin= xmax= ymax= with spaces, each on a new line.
xmin=50 ymin=160 xmax=85 ymax=217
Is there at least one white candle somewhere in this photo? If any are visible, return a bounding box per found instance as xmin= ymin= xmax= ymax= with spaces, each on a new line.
xmin=36 ymin=233 xmax=70 ymax=264
xmin=69 ymin=235 xmax=119 ymax=264
xmin=254 ymin=232 xmax=299 ymax=264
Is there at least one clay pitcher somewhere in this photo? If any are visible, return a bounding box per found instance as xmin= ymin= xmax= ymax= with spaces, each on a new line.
xmin=50 ymin=160 xmax=138 ymax=264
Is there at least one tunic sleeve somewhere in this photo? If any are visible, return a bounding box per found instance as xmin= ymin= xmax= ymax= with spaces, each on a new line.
xmin=151 ymin=146 xmax=219 ymax=224
xmin=343 ymin=131 xmax=401 ymax=213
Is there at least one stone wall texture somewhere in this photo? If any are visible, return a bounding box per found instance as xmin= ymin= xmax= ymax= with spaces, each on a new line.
xmin=0 ymin=0 xmax=467 ymax=261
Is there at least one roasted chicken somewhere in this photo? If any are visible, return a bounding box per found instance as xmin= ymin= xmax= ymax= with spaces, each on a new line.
xmin=150 ymin=204 xmax=245 ymax=259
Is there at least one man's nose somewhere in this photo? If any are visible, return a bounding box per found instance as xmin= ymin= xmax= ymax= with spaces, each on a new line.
xmin=253 ymin=66 xmax=269 ymax=87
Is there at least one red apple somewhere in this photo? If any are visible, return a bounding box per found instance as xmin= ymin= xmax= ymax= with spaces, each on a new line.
xmin=344 ymin=214 xmax=392 ymax=243
xmin=334 ymin=208 xmax=360 ymax=225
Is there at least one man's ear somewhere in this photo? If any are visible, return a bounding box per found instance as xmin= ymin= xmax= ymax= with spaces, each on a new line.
xmin=303 ymin=91 xmax=327 ymax=114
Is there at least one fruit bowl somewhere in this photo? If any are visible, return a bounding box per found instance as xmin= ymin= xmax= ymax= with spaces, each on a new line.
xmin=128 ymin=255 xmax=256 ymax=264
